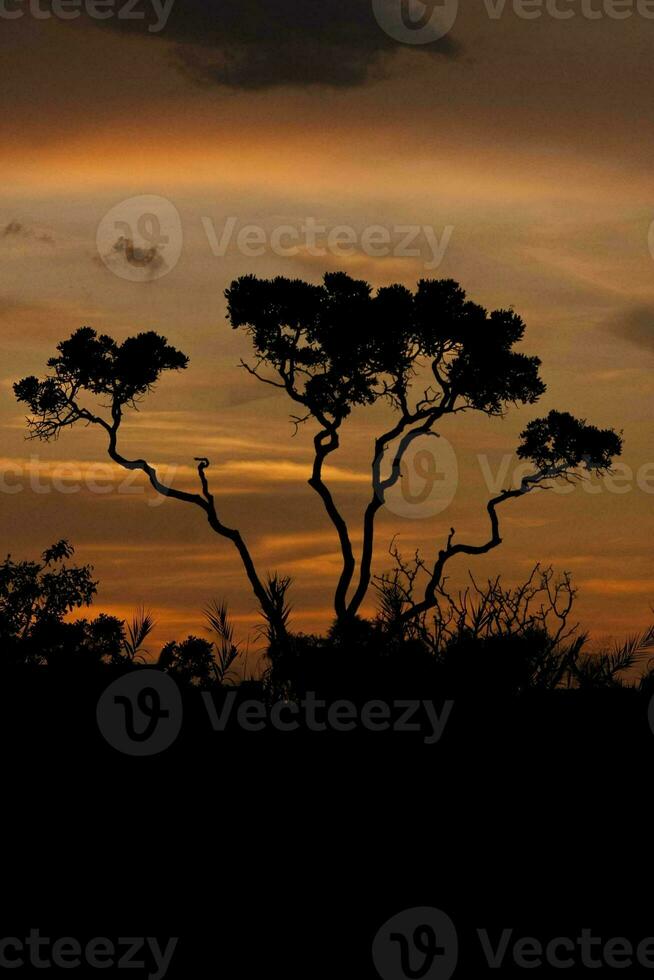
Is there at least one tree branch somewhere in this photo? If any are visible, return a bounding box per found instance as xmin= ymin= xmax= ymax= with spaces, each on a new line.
xmin=397 ymin=470 xmax=556 ymax=627
xmin=346 ymin=393 xmax=455 ymax=619
xmin=99 ymin=407 xmax=281 ymax=634
xmin=306 ymin=425 xmax=355 ymax=620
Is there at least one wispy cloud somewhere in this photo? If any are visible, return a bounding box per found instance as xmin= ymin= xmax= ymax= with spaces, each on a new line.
xmin=609 ymin=306 xmax=654 ymax=355
xmin=582 ymin=578 xmax=654 ymax=595
xmin=1 ymin=219 xmax=54 ymax=245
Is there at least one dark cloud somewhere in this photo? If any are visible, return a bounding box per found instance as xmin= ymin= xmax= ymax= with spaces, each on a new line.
xmin=95 ymin=236 xmax=167 ymax=279
xmin=610 ymin=306 xmax=654 ymax=354
xmin=112 ymin=236 xmax=164 ymax=269
xmin=3 ymin=221 xmax=24 ymax=237
xmin=2 ymin=220 xmax=54 ymax=245
xmin=93 ymin=0 xmax=460 ymax=89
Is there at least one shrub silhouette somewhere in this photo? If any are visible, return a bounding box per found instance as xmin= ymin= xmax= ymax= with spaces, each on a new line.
xmin=0 ymin=541 xmax=252 ymax=689
xmin=265 ymin=563 xmax=654 ymax=700
xmin=3 ymin=544 xmax=653 ymax=702
xmin=158 ymin=636 xmax=217 ymax=688
xmin=0 ymin=540 xmax=104 ymax=669
xmin=157 ymin=601 xmax=249 ymax=687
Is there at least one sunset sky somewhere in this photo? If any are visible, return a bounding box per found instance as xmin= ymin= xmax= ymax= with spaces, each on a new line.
xmin=2 ymin=2 xmax=654 ymax=652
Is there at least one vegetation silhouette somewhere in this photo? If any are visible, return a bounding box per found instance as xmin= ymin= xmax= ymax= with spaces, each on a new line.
xmin=12 ymin=273 xmax=631 ymax=703
xmin=227 ymin=273 xmax=621 ymax=633
xmin=0 ymin=540 xmax=254 ymax=689
xmin=3 ymin=542 xmax=654 ymax=716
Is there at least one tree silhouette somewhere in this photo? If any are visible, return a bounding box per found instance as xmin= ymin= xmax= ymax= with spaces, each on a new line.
xmin=227 ymin=273 xmax=622 ymax=625
xmin=0 ymin=540 xmax=96 ymax=647
xmin=0 ymin=540 xmax=125 ymax=668
xmin=13 ymin=328 xmax=285 ymax=639
xmin=14 ymin=277 xmax=622 ymax=637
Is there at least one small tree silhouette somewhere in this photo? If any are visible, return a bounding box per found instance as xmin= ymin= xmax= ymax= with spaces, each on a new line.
xmin=0 ymin=540 xmax=96 ymax=647
xmin=227 ymin=273 xmax=622 ymax=625
xmin=157 ymin=635 xmax=216 ymax=688
xmin=13 ymin=328 xmax=285 ymax=640
xmin=0 ymin=540 xmax=127 ymax=668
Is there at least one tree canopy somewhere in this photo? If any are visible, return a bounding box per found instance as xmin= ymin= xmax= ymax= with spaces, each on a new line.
xmin=226 ymin=273 xmax=546 ymax=424
xmin=14 ymin=327 xmax=188 ymax=441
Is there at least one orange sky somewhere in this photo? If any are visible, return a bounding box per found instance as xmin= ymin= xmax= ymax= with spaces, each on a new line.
xmin=2 ymin=5 xmax=654 ymax=651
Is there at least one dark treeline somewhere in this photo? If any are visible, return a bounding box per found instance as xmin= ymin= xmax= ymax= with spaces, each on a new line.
xmin=3 ymin=540 xmax=654 ymax=706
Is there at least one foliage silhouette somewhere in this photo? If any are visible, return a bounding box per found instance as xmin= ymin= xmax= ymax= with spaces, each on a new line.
xmin=0 ymin=542 xmax=238 ymax=687
xmin=121 ymin=606 xmax=156 ymax=663
xmin=15 ymin=274 xmax=622 ymax=644
xmin=0 ymin=540 xmax=100 ymax=669
xmin=204 ymin=599 xmax=248 ymax=684
xmin=4 ymin=543 xmax=654 ymax=709
xmin=227 ymin=273 xmax=622 ymax=624
xmin=268 ymin=564 xmax=654 ymax=702
xmin=158 ymin=635 xmax=217 ymax=688
xmin=13 ymin=329 xmax=285 ymax=638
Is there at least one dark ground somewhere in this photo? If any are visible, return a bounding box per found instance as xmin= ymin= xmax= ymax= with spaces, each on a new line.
xmin=2 ymin=673 xmax=653 ymax=978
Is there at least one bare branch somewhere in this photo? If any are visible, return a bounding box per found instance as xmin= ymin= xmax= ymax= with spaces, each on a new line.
xmin=397 ymin=468 xmax=564 ymax=627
